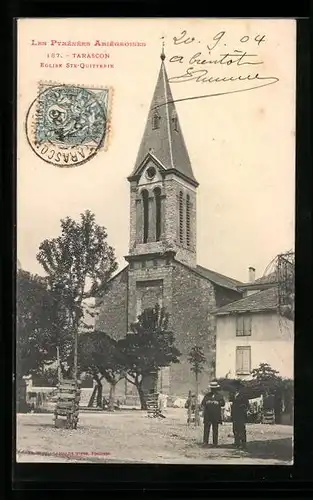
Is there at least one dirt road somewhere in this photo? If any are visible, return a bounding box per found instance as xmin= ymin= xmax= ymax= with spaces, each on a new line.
xmin=16 ymin=409 xmax=293 ymax=465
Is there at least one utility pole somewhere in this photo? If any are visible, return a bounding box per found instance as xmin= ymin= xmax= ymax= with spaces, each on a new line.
xmin=194 ymin=370 xmax=200 ymax=426
xmin=73 ymin=328 xmax=78 ymax=383
xmin=56 ymin=346 xmax=62 ymax=382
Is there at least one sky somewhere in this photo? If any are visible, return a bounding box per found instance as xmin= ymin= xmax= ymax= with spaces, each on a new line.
xmin=17 ymin=18 xmax=296 ymax=283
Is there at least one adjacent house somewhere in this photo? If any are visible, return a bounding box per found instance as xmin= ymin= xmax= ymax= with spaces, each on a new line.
xmin=214 ymin=269 xmax=294 ymax=380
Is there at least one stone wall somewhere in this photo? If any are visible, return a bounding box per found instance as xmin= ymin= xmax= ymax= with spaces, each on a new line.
xmin=170 ymin=261 xmax=217 ymax=397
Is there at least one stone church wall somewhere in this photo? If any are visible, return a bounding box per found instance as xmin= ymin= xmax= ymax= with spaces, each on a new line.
xmin=170 ymin=262 xmax=217 ymax=397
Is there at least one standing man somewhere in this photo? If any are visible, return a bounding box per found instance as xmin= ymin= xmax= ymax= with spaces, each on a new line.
xmin=230 ymin=380 xmax=250 ymax=449
xmin=200 ymin=381 xmax=225 ymax=447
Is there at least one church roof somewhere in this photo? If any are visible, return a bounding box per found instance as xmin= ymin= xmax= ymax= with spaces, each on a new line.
xmin=214 ymin=286 xmax=278 ymax=315
xmin=195 ymin=264 xmax=244 ymax=291
xmin=128 ymin=49 xmax=198 ymax=186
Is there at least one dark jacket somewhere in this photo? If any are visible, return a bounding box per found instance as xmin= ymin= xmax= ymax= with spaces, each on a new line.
xmin=200 ymin=391 xmax=225 ymax=423
xmin=230 ymin=392 xmax=249 ymax=422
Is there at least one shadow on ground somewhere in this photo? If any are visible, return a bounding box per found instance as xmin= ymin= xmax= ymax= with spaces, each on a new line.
xmin=222 ymin=437 xmax=293 ymax=462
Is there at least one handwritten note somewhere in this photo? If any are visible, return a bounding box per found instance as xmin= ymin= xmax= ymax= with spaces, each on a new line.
xmin=166 ymin=29 xmax=279 ymax=103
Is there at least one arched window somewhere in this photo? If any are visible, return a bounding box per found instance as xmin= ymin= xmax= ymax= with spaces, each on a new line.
xmin=186 ymin=194 xmax=191 ymax=247
xmin=152 ymin=111 xmax=160 ymax=130
xmin=142 ymin=190 xmax=149 ymax=243
xmin=179 ymin=191 xmax=184 ymax=245
xmin=154 ymin=187 xmax=162 ymax=242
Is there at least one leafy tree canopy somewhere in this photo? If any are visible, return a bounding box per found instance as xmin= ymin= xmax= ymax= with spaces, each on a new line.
xmin=119 ymin=304 xmax=181 ymax=385
xmin=78 ymin=330 xmax=125 ymax=384
xmin=188 ymin=346 xmax=207 ymax=374
xmin=16 ymin=269 xmax=70 ymax=379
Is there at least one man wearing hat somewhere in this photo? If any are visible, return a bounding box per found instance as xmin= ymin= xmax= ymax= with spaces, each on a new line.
xmin=200 ymin=381 xmax=225 ymax=447
xmin=230 ymin=380 xmax=250 ymax=449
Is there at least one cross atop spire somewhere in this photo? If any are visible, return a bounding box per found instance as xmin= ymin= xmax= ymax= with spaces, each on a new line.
xmin=160 ymin=40 xmax=165 ymax=61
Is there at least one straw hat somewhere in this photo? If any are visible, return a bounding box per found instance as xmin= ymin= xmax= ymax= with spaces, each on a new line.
xmin=209 ymin=381 xmax=220 ymax=389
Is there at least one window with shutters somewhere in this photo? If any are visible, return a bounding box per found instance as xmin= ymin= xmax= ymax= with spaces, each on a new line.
xmin=236 ymin=346 xmax=251 ymax=374
xmin=236 ymin=315 xmax=252 ymax=336
xmin=179 ymin=191 xmax=184 ymax=245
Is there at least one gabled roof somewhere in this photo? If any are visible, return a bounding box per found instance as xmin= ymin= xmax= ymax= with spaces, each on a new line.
xmin=128 ymin=51 xmax=198 ymax=186
xmin=214 ymin=286 xmax=278 ymax=315
xmin=196 ymin=264 xmax=244 ymax=292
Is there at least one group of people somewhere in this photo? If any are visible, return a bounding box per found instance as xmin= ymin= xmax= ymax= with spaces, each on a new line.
xmin=186 ymin=380 xmax=249 ymax=449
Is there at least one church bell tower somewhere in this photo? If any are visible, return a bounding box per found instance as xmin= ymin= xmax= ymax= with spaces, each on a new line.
xmin=126 ymin=46 xmax=199 ymax=273
xmin=125 ymin=46 xmax=199 ymax=394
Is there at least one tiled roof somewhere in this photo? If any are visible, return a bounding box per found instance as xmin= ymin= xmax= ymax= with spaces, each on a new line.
xmin=214 ymin=286 xmax=278 ymax=315
xmin=128 ymin=56 xmax=198 ymax=185
xmin=195 ymin=265 xmax=244 ymax=291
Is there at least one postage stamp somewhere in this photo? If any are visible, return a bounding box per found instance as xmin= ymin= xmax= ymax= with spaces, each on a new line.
xmin=25 ymin=82 xmax=112 ymax=167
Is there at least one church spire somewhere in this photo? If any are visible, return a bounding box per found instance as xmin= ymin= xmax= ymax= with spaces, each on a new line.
xmin=128 ymin=47 xmax=198 ymax=187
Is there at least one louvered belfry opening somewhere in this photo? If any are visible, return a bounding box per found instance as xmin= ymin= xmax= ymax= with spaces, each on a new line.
xmin=186 ymin=194 xmax=191 ymax=247
xmin=154 ymin=187 xmax=162 ymax=242
xmin=179 ymin=191 xmax=184 ymax=245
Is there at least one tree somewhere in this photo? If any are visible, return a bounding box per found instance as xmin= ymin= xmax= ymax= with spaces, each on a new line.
xmin=36 ymin=210 xmax=118 ymax=379
xmin=16 ymin=269 xmax=71 ymax=381
xmin=187 ymin=346 xmax=206 ymax=425
xmin=79 ymin=331 xmax=125 ymax=409
xmin=251 ymin=362 xmax=282 ymax=393
xmin=119 ymin=304 xmax=181 ymax=409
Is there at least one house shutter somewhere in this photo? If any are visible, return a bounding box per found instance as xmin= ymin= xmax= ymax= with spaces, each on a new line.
xmin=242 ymin=347 xmax=251 ymax=372
xmin=236 ymin=346 xmax=251 ymax=373
xmin=236 ymin=316 xmax=244 ymax=335
xmin=243 ymin=316 xmax=252 ymax=335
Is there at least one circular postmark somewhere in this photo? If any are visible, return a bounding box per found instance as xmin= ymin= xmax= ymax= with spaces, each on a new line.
xmin=25 ymin=84 xmax=108 ymax=167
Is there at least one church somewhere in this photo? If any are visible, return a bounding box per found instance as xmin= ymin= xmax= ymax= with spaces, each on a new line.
xmin=96 ymin=48 xmax=244 ymax=399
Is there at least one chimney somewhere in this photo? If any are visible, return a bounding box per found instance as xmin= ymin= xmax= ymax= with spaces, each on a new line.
xmin=248 ymin=267 xmax=256 ymax=282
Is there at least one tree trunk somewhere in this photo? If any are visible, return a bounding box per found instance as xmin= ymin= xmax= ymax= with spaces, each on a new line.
xmin=108 ymin=382 xmax=116 ymax=411
xmin=137 ymin=384 xmax=147 ymax=410
xmin=96 ymin=380 xmax=103 ymax=408
xmin=194 ymin=371 xmax=200 ymax=426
